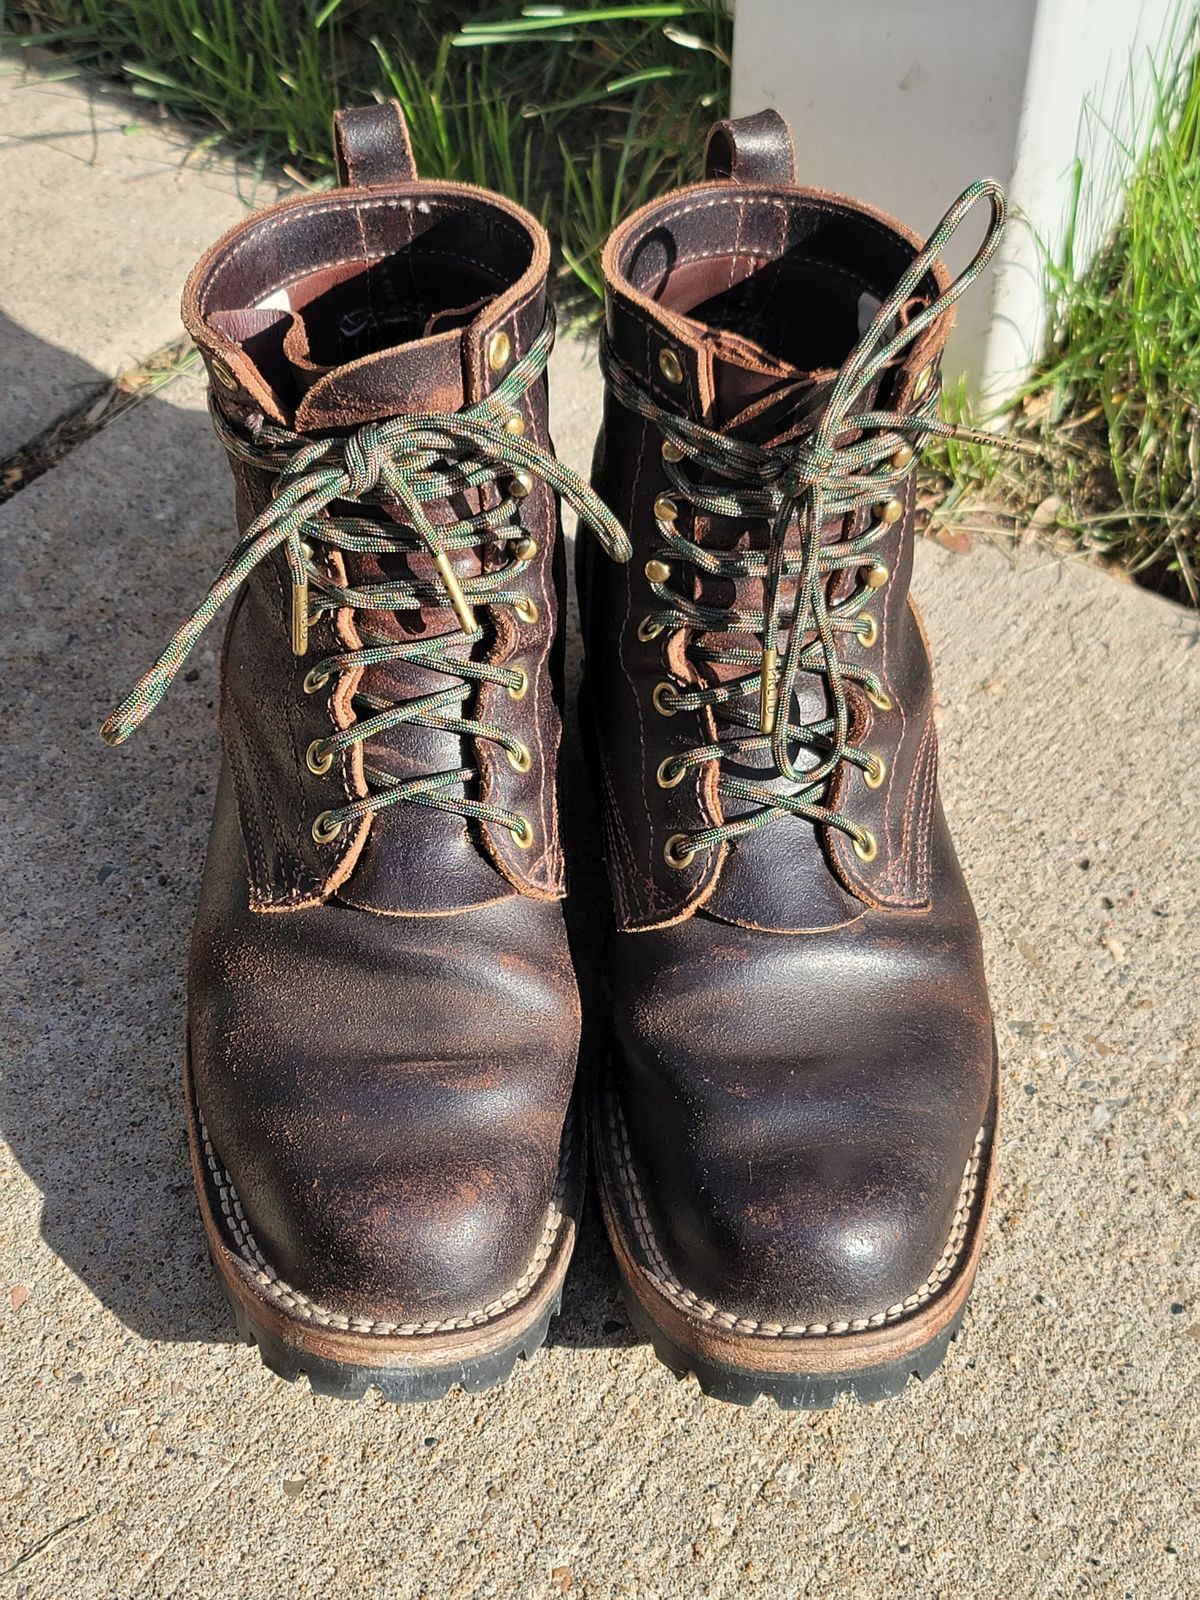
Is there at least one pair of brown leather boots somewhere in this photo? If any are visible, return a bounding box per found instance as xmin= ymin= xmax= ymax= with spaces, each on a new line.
xmin=104 ymin=102 xmax=1000 ymax=1409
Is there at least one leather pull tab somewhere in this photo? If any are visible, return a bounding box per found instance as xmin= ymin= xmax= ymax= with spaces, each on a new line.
xmin=704 ymin=109 xmax=796 ymax=186
xmin=332 ymin=100 xmax=416 ymax=187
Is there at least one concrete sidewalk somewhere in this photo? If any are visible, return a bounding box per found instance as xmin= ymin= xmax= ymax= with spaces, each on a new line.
xmin=2 ymin=60 xmax=1197 ymax=1600
xmin=0 ymin=58 xmax=279 ymax=455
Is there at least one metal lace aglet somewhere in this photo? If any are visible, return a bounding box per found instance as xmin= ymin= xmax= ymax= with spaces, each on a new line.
xmin=434 ymin=549 xmax=477 ymax=635
xmin=291 ymin=567 xmax=309 ymax=657
xmin=759 ymin=646 xmax=779 ymax=734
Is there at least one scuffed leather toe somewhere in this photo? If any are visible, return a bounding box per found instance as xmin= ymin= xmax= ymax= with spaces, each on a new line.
xmin=609 ymin=1064 xmax=985 ymax=1328
xmin=606 ymin=909 xmax=993 ymax=1329
xmin=190 ymin=771 xmax=578 ymax=1325
xmin=199 ymin=1091 xmax=567 ymax=1323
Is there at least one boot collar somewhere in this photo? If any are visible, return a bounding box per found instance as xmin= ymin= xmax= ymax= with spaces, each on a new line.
xmin=181 ymin=180 xmax=551 ymax=429
xmin=601 ymin=179 xmax=953 ymax=427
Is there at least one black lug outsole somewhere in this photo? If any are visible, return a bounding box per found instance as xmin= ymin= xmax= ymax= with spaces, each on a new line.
xmin=213 ymin=1260 xmax=562 ymax=1403
xmin=619 ymin=1282 xmax=970 ymax=1411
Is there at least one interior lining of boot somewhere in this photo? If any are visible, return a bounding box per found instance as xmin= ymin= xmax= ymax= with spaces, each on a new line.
xmin=664 ymin=255 xmax=881 ymax=372
xmin=620 ymin=194 xmax=940 ymax=374
xmin=199 ymin=197 xmax=534 ymax=396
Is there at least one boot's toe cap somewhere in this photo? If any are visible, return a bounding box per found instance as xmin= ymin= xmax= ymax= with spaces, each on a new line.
xmin=619 ymin=1109 xmax=984 ymax=1329
xmin=606 ymin=1022 xmax=991 ymax=1329
xmin=200 ymin=1090 xmax=569 ymax=1326
xmin=188 ymin=836 xmax=579 ymax=1329
xmin=605 ymin=917 xmax=993 ymax=1331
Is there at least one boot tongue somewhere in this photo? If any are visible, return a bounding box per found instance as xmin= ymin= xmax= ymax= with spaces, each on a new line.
xmin=208 ymin=287 xmax=500 ymax=898
xmin=205 ymin=297 xmax=484 ymax=430
xmin=714 ymin=364 xmax=834 ymax=445
xmin=681 ymin=298 xmax=894 ymax=810
xmin=702 ymin=281 xmax=887 ymax=439
xmin=289 ymin=297 xmax=490 ymax=429
xmin=289 ymin=302 xmax=492 ymax=799
xmin=702 ymin=320 xmax=821 ymax=431
xmin=676 ymin=313 xmax=888 ymax=936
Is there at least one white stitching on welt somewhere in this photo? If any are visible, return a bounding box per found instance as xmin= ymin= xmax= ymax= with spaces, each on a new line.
xmin=607 ymin=1087 xmax=984 ymax=1338
xmin=201 ymin=1113 xmax=568 ymax=1336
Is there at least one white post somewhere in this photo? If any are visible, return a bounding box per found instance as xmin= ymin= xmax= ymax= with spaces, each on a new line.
xmin=730 ymin=0 xmax=1186 ymax=401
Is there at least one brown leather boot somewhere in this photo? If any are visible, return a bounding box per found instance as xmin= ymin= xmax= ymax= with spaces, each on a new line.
xmin=103 ymin=103 xmax=628 ymax=1399
xmin=580 ymin=110 xmax=1002 ymax=1407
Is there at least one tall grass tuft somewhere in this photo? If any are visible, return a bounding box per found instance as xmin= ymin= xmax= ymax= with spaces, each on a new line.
xmin=1031 ymin=35 xmax=1200 ymax=601
xmin=923 ymin=19 xmax=1200 ymax=605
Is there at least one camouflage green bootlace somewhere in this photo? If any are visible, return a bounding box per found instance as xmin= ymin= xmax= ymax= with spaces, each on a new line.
xmin=102 ymin=308 xmax=631 ymax=847
xmin=601 ymin=180 xmax=1012 ymax=868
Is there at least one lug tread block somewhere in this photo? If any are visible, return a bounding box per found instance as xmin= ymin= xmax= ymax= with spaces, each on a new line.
xmin=621 ymin=1283 xmax=969 ymax=1411
xmin=212 ymin=1255 xmax=562 ymax=1403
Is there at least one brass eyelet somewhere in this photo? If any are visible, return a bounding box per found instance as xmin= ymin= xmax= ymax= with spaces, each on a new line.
xmin=487 ymin=330 xmax=511 ymax=372
xmin=652 ymin=681 xmax=677 ymax=717
xmin=875 ymin=497 xmax=904 ymax=526
xmin=504 ymin=410 xmax=525 ymax=436
xmin=210 ymin=359 xmax=239 ymax=392
xmin=512 ymin=536 xmax=538 ymax=561
xmin=510 ymin=815 xmax=535 ymax=849
xmin=507 ymin=667 xmax=529 ymax=700
xmin=311 ymin=810 xmax=343 ymax=845
xmin=853 ymin=828 xmax=879 ymax=863
xmin=509 ymin=470 xmax=535 ymax=500
xmin=644 ymin=558 xmax=671 ymax=584
xmin=506 ymin=741 xmax=532 ymax=774
xmin=306 ymin=600 xmax=324 ymax=628
xmin=863 ymin=562 xmax=890 ymax=590
xmin=863 ymin=753 xmax=887 ymax=789
xmin=306 ymin=738 xmax=334 ymax=776
xmin=857 ymin=612 xmax=878 ymax=648
xmin=653 ymin=494 xmax=678 ymax=523
xmin=658 ymin=347 xmax=684 ymax=385
xmin=891 ymin=443 xmax=915 ymax=470
xmin=514 ymin=597 xmax=539 ymax=625
xmin=656 ymin=756 xmax=686 ymax=789
xmin=867 ymin=684 xmax=894 ymax=713
xmin=637 ymin=615 xmax=665 ymax=642
xmin=303 ymin=665 xmax=331 ymax=695
xmin=664 ymin=832 xmax=697 ymax=869
xmin=661 ymin=438 xmax=685 ymax=463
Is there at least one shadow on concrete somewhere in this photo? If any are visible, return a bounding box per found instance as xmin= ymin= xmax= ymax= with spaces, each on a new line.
xmin=550 ymin=641 xmax=641 ymax=1352
xmin=2 ymin=319 xmax=238 ymax=1347
xmin=0 ymin=302 xmax=113 ymax=460
xmin=0 ymin=313 xmax=636 ymax=1356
